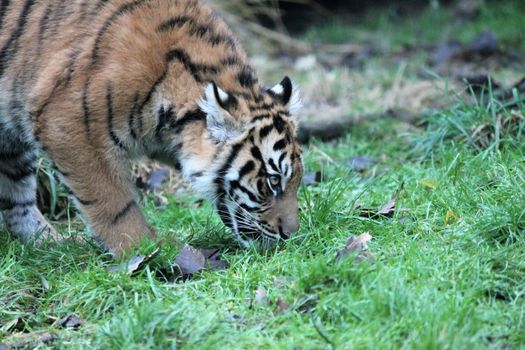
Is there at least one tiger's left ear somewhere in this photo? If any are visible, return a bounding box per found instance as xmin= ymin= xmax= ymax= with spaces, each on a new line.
xmin=199 ymin=82 xmax=244 ymax=143
xmin=268 ymin=76 xmax=302 ymax=115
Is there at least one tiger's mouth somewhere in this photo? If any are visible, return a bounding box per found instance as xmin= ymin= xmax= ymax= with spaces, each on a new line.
xmin=216 ymin=202 xmax=280 ymax=248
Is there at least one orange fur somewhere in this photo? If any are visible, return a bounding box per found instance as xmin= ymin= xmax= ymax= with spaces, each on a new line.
xmin=0 ymin=0 xmax=303 ymax=255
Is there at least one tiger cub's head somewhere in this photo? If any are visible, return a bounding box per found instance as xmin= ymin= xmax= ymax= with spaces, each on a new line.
xmin=197 ymin=77 xmax=303 ymax=248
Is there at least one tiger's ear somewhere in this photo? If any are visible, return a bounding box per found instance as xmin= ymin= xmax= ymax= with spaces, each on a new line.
xmin=268 ymin=76 xmax=302 ymax=115
xmin=199 ymin=82 xmax=243 ymax=143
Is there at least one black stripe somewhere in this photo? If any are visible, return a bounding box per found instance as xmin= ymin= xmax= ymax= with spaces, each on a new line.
xmin=170 ymin=109 xmax=206 ymax=133
xmin=156 ymin=15 xmax=192 ymax=32
xmin=238 ymin=160 xmax=255 ymax=179
xmin=136 ymin=46 xmax=218 ymax=124
xmin=156 ymin=105 xmax=175 ymax=139
xmin=252 ymin=113 xmax=271 ymax=122
xmin=240 ymin=203 xmax=259 ymax=213
xmin=217 ymin=201 xmax=232 ymax=229
xmin=268 ymin=158 xmax=279 ymax=173
xmin=51 ymin=163 xmax=70 ymax=177
xmin=193 ymin=27 xmax=235 ymax=48
xmin=273 ymin=138 xmax=286 ymax=151
xmin=112 ymin=200 xmax=135 ymax=225
xmin=94 ymin=0 xmax=111 ymax=12
xmin=77 ymin=197 xmax=96 ymax=206
xmin=0 ymin=0 xmax=11 ymax=31
xmin=256 ymin=179 xmax=265 ymax=194
xmin=91 ymin=0 xmax=146 ymax=65
xmin=250 ymin=146 xmax=265 ymax=167
xmin=37 ymin=3 xmax=53 ymax=48
xmin=0 ymin=198 xmax=35 ymax=211
xmin=137 ymin=69 xmax=168 ymax=121
xmin=273 ymin=116 xmax=287 ymax=133
xmin=128 ymin=92 xmax=140 ymax=139
xmin=278 ymin=152 xmax=287 ymax=171
xmin=0 ymin=0 xmax=35 ymax=77
xmin=0 ymin=148 xmax=24 ymax=160
xmin=82 ymin=78 xmax=92 ymax=135
xmin=0 ymin=165 xmax=35 ymax=182
xmin=221 ymin=56 xmax=240 ymax=66
xmin=215 ymin=143 xmax=243 ymax=189
xmin=157 ymin=16 xmax=236 ymax=48
xmin=106 ymin=84 xmax=127 ymax=150
xmin=230 ymin=180 xmax=259 ymax=204
xmin=249 ymin=102 xmax=275 ymax=112
xmin=62 ymin=184 xmax=96 ymax=205
xmin=238 ymin=66 xmax=257 ymax=88
xmin=165 ymin=48 xmax=220 ymax=83
xmin=259 ymin=125 xmax=273 ymax=139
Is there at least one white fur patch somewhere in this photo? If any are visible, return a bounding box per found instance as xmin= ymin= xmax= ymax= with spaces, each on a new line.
xmin=288 ymin=82 xmax=303 ymax=115
xmin=198 ymin=83 xmax=242 ymax=142
xmin=269 ymin=83 xmax=284 ymax=95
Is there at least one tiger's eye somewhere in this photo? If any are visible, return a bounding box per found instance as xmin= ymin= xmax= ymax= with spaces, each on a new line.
xmin=269 ymin=175 xmax=281 ymax=188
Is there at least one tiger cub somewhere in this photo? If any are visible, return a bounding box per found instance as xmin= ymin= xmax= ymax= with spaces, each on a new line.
xmin=0 ymin=0 xmax=303 ymax=256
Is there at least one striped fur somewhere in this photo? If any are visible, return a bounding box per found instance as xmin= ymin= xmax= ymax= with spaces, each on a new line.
xmin=0 ymin=0 xmax=303 ymax=255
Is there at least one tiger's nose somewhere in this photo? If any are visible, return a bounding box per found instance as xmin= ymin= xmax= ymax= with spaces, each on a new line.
xmin=279 ymin=217 xmax=299 ymax=239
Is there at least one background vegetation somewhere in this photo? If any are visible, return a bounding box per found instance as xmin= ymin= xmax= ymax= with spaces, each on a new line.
xmin=1 ymin=0 xmax=524 ymax=348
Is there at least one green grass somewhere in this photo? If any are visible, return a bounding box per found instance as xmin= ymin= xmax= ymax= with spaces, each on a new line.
xmin=303 ymin=0 xmax=525 ymax=53
xmin=2 ymin=2 xmax=525 ymax=347
xmin=1 ymin=97 xmax=524 ymax=348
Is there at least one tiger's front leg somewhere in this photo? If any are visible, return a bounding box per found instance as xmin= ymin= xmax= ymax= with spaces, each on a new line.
xmin=43 ymin=143 xmax=156 ymax=257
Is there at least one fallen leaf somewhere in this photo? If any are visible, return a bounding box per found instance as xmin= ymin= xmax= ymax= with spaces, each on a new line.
xmin=254 ymin=288 xmax=269 ymax=306
xmin=201 ymin=248 xmax=229 ymax=270
xmin=335 ymin=232 xmax=373 ymax=264
xmin=163 ymin=246 xmax=229 ymax=281
xmin=378 ymin=191 xmax=399 ymax=216
xmin=276 ymin=298 xmax=290 ymax=312
xmin=55 ymin=315 xmax=83 ymax=329
xmin=108 ymin=247 xmax=160 ymax=274
xmin=174 ymin=245 xmax=206 ymax=275
xmin=418 ymin=179 xmax=438 ymax=189
xmin=348 ymin=156 xmax=378 ymax=171
xmin=357 ymin=189 xmax=403 ymax=219
xmin=302 ymin=171 xmax=322 ymax=186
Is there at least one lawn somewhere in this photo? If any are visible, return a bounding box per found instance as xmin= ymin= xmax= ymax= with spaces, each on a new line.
xmin=1 ymin=1 xmax=525 ymax=349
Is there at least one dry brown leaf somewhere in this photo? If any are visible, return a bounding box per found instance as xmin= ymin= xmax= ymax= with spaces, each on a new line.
xmin=108 ymin=248 xmax=160 ymax=274
xmin=335 ymin=232 xmax=373 ymax=264
xmin=173 ymin=245 xmax=229 ymax=279
xmin=357 ymin=188 xmax=406 ymax=219
xmin=175 ymin=245 xmax=206 ymax=275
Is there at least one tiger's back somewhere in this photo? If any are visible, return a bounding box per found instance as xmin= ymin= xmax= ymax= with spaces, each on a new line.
xmin=0 ymin=0 xmax=303 ymax=255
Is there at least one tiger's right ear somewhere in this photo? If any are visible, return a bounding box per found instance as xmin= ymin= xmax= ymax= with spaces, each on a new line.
xmin=199 ymin=83 xmax=243 ymax=143
xmin=268 ymin=76 xmax=302 ymax=115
